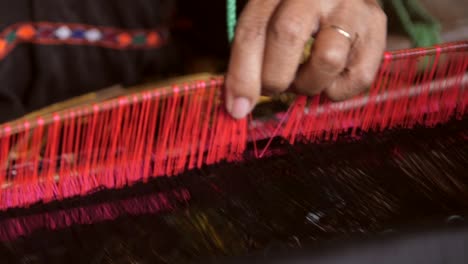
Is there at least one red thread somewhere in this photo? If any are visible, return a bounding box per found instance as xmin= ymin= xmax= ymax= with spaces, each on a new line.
xmin=0 ymin=188 xmax=191 ymax=242
xmin=0 ymin=42 xmax=466 ymax=210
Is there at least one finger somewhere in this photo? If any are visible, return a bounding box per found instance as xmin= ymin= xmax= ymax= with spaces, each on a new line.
xmin=294 ymin=6 xmax=360 ymax=96
xmin=324 ymin=7 xmax=387 ymax=100
xmin=225 ymin=0 xmax=281 ymax=119
xmin=262 ymin=0 xmax=320 ymax=95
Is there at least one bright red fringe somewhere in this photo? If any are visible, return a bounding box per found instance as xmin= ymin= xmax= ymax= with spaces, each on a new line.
xmin=0 ymin=41 xmax=466 ymax=211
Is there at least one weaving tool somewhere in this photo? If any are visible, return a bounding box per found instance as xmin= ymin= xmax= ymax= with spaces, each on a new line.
xmin=0 ymin=1 xmax=466 ymax=263
xmin=0 ymin=40 xmax=466 ymax=211
xmin=0 ymin=42 xmax=466 ymax=262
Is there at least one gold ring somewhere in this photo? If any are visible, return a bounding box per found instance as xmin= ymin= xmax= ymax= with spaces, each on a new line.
xmin=329 ymin=25 xmax=353 ymax=42
xmin=301 ymin=25 xmax=354 ymax=64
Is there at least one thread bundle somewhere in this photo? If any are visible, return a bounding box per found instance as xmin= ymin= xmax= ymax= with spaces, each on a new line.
xmin=0 ymin=41 xmax=466 ymax=211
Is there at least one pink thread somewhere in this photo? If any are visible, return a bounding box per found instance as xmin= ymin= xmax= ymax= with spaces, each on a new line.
xmin=0 ymin=42 xmax=465 ymax=210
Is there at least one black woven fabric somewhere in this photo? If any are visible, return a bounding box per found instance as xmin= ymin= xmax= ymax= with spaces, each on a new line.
xmin=0 ymin=117 xmax=466 ymax=263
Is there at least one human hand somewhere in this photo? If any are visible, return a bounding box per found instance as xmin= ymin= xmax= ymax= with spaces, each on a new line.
xmin=225 ymin=0 xmax=387 ymax=119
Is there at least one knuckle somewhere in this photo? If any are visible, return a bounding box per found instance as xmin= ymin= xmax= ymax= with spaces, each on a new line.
xmin=365 ymin=0 xmax=386 ymax=15
xmin=357 ymin=68 xmax=377 ymax=87
xmin=269 ymin=17 xmax=308 ymax=45
xmin=262 ymin=75 xmax=291 ymax=94
xmin=296 ymin=85 xmax=322 ymax=97
xmin=375 ymin=7 xmax=387 ymax=24
xmin=315 ymin=48 xmax=347 ymax=73
xmin=369 ymin=4 xmax=387 ymax=28
xmin=325 ymin=78 xmax=369 ymax=102
xmin=325 ymin=87 xmax=354 ymax=101
xmin=363 ymin=1 xmax=387 ymax=29
xmin=234 ymin=20 xmax=266 ymax=44
xmin=324 ymin=88 xmax=346 ymax=101
xmin=293 ymin=76 xmax=323 ymax=96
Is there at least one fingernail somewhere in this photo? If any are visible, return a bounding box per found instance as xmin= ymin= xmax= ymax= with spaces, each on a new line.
xmin=229 ymin=97 xmax=251 ymax=119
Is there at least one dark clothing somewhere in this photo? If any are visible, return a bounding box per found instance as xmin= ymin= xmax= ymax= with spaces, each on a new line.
xmin=0 ymin=0 xmax=180 ymax=122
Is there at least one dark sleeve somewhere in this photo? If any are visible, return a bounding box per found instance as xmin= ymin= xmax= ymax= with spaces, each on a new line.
xmin=0 ymin=0 xmax=180 ymax=123
xmin=0 ymin=0 xmax=34 ymax=120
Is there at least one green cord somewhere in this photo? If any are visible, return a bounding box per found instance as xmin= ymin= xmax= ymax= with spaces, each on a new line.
xmin=388 ymin=0 xmax=441 ymax=47
xmin=227 ymin=0 xmax=237 ymax=43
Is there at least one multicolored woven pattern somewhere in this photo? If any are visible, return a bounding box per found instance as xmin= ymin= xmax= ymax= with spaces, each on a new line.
xmin=0 ymin=22 xmax=168 ymax=60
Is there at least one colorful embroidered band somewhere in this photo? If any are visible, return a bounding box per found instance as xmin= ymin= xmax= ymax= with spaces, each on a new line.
xmin=0 ymin=22 xmax=168 ymax=60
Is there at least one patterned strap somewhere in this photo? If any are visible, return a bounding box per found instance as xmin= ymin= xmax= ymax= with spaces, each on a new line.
xmin=0 ymin=22 xmax=167 ymax=60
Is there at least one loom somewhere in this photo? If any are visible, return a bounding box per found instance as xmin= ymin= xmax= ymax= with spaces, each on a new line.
xmin=0 ymin=0 xmax=467 ymax=262
xmin=0 ymin=39 xmax=466 ymax=206
xmin=0 ymin=39 xmax=465 ymax=262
